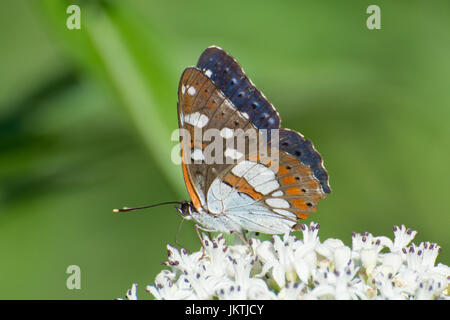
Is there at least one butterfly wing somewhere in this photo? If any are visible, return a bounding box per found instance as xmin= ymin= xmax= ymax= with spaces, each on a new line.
xmin=178 ymin=46 xmax=330 ymax=234
xmin=177 ymin=67 xmax=253 ymax=212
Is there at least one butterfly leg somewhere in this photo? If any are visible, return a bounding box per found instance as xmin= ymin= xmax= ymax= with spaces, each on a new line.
xmin=233 ymin=231 xmax=255 ymax=256
xmin=194 ymin=224 xmax=216 ymax=260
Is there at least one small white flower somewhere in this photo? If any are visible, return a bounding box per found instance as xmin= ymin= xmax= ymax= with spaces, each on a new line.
xmin=334 ymin=246 xmax=352 ymax=272
xmin=126 ymin=283 xmax=138 ymax=300
xmin=316 ymin=238 xmax=346 ymax=260
xmin=119 ymin=223 xmax=450 ymax=300
xmin=380 ymin=252 xmax=403 ymax=275
xmin=361 ymin=248 xmax=378 ymax=272
xmin=146 ymin=270 xmax=193 ymax=300
xmin=392 ymin=225 xmax=417 ymax=252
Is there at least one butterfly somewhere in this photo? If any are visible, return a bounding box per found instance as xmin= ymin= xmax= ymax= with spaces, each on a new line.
xmin=175 ymin=46 xmax=331 ymax=243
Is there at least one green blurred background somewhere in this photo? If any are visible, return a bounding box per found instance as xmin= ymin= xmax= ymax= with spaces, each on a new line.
xmin=0 ymin=0 xmax=449 ymax=299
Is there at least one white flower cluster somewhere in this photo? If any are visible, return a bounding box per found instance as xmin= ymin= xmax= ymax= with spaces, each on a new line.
xmin=124 ymin=223 xmax=450 ymax=300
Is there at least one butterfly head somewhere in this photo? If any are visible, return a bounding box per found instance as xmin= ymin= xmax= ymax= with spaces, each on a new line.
xmin=175 ymin=201 xmax=194 ymax=220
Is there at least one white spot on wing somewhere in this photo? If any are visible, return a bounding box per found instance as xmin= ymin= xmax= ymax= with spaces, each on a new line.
xmin=231 ymin=161 xmax=280 ymax=195
xmin=191 ymin=148 xmax=205 ymax=161
xmin=184 ymin=112 xmax=209 ymax=128
xmin=241 ymin=112 xmax=249 ymax=120
xmin=205 ymin=69 xmax=212 ymax=78
xmin=255 ymin=180 xmax=280 ymax=195
xmin=225 ymin=148 xmax=243 ymax=160
xmin=197 ymin=114 xmax=209 ymax=128
xmin=265 ymin=198 xmax=290 ymax=208
xmin=220 ymin=127 xmax=234 ymax=139
xmin=273 ymin=208 xmax=296 ymax=218
xmin=184 ymin=112 xmax=199 ymax=126
xmin=248 ymin=169 xmax=275 ymax=186
xmin=272 ymin=190 xmax=284 ymax=197
xmin=231 ymin=160 xmax=256 ymax=177
xmin=181 ymin=85 xmax=186 ymax=95
xmin=187 ymin=87 xmax=196 ymax=96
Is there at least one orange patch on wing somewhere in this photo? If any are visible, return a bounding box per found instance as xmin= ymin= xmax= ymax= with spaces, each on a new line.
xmin=286 ymin=187 xmax=303 ymax=195
xmin=263 ymin=160 xmax=273 ymax=167
xmin=290 ymin=198 xmax=314 ymax=211
xmin=307 ymin=179 xmax=320 ymax=189
xmin=181 ymin=158 xmax=202 ymax=211
xmin=223 ymin=174 xmax=263 ymax=200
xmin=295 ymin=212 xmax=309 ymax=219
xmin=277 ymin=165 xmax=290 ymax=175
xmin=281 ymin=176 xmax=297 ymax=185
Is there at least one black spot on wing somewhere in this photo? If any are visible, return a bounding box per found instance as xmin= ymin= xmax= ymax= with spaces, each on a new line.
xmin=279 ymin=129 xmax=331 ymax=194
xmin=197 ymin=46 xmax=280 ymax=131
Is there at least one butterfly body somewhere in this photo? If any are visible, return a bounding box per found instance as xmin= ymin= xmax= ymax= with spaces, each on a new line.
xmin=177 ymin=46 xmax=331 ymax=236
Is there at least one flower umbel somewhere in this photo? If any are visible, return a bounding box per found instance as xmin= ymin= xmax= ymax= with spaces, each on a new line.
xmin=123 ymin=223 xmax=450 ymax=300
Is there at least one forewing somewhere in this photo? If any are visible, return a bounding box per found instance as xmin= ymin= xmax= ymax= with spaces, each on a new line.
xmin=177 ymin=67 xmax=257 ymax=211
xmin=197 ymin=46 xmax=280 ymax=133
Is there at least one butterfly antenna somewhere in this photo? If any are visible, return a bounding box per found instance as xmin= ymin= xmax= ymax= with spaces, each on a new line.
xmin=112 ymin=201 xmax=184 ymax=213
